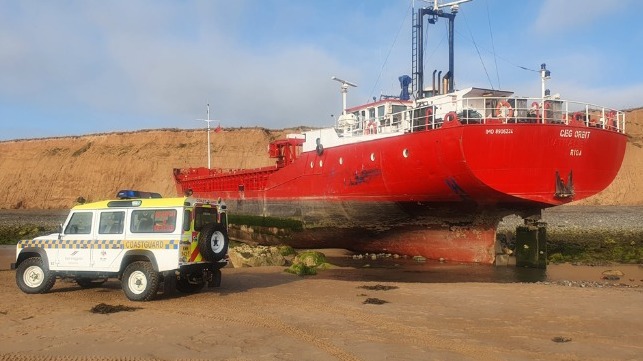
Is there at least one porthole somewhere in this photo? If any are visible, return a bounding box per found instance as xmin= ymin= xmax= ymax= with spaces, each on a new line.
xmin=339 ymin=157 xmax=343 ymax=165
xmin=403 ymin=149 xmax=409 ymax=158
xmin=310 ymin=161 xmax=314 ymax=168
xmin=370 ymin=153 xmax=376 ymax=161
xmin=319 ymin=160 xmax=323 ymax=167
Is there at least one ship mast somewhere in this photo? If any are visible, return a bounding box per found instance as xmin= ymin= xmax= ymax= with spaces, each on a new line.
xmin=412 ymin=0 xmax=471 ymax=99
xmin=331 ymin=76 xmax=357 ymax=115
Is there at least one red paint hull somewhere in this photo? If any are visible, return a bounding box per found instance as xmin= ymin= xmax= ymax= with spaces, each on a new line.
xmin=176 ymin=123 xmax=625 ymax=206
xmin=174 ymin=123 xmax=626 ymax=263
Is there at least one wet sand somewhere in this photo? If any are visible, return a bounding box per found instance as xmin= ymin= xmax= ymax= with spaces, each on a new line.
xmin=1 ymin=247 xmax=642 ymax=361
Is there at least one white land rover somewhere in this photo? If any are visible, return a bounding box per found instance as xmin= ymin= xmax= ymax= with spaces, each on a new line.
xmin=12 ymin=190 xmax=229 ymax=301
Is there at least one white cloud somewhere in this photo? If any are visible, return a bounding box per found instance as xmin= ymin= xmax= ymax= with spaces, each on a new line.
xmin=0 ymin=1 xmax=359 ymax=133
xmin=532 ymin=0 xmax=632 ymax=35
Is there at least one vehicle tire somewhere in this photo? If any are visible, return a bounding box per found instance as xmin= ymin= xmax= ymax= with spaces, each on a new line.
xmin=16 ymin=257 xmax=56 ymax=294
xmin=198 ymin=223 xmax=229 ymax=262
xmin=121 ymin=261 xmax=160 ymax=302
xmin=175 ymin=276 xmax=206 ymax=293
xmin=76 ymin=278 xmax=107 ymax=288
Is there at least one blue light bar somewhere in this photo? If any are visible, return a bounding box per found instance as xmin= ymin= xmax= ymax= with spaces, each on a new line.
xmin=116 ymin=190 xmax=162 ymax=199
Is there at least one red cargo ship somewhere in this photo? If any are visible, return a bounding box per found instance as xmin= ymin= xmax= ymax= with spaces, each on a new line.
xmin=174 ymin=1 xmax=627 ymax=263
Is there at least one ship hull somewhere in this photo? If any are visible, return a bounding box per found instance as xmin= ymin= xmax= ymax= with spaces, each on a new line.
xmin=175 ymin=123 xmax=627 ymax=263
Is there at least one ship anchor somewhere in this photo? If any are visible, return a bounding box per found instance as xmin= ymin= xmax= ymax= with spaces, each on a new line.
xmin=554 ymin=170 xmax=574 ymax=199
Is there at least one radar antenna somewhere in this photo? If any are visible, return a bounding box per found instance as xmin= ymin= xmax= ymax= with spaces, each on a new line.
xmin=427 ymin=0 xmax=471 ymax=11
xmin=331 ymin=76 xmax=357 ymax=115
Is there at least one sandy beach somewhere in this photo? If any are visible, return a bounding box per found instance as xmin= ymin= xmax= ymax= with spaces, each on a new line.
xmin=1 ymin=246 xmax=641 ymax=361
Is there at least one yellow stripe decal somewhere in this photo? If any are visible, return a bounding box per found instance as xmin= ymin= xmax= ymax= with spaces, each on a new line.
xmin=18 ymin=239 xmax=179 ymax=250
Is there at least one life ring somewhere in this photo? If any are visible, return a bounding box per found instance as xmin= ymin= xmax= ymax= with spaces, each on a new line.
xmin=543 ymin=101 xmax=552 ymax=123
xmin=495 ymin=100 xmax=514 ymax=120
xmin=365 ymin=120 xmax=377 ymax=135
xmin=425 ymin=107 xmax=433 ymax=130
xmin=444 ymin=111 xmax=458 ymax=122
xmin=528 ymin=101 xmax=540 ymax=122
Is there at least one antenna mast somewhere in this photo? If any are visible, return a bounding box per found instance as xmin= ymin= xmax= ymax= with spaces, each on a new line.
xmin=412 ymin=0 xmax=472 ymax=99
xmin=331 ymin=76 xmax=357 ymax=115
xmin=197 ymin=104 xmax=218 ymax=169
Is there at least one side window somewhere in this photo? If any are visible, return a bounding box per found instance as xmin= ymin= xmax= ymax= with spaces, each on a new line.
xmin=131 ymin=209 xmax=177 ymax=233
xmin=183 ymin=210 xmax=192 ymax=232
xmin=194 ymin=207 xmax=218 ymax=231
xmin=99 ymin=211 xmax=125 ymax=234
xmin=64 ymin=212 xmax=93 ymax=234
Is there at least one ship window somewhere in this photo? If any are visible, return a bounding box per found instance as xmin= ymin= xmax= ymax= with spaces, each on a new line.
xmin=310 ymin=161 xmax=314 ymax=168
xmin=392 ymin=105 xmax=406 ymax=114
xmin=368 ymin=108 xmax=375 ymax=119
xmin=377 ymin=105 xmax=385 ymax=118
xmin=403 ymin=149 xmax=409 ymax=158
xmin=319 ymin=160 xmax=323 ymax=167
xmin=339 ymin=157 xmax=343 ymax=165
xmin=370 ymin=153 xmax=375 ymax=161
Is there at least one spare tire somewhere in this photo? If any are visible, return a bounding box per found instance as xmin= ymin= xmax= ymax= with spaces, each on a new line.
xmin=198 ymin=223 xmax=229 ymax=262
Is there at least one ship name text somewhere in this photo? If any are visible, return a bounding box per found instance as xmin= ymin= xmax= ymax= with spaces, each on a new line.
xmin=560 ymin=129 xmax=591 ymax=139
xmin=485 ymin=128 xmax=513 ymax=135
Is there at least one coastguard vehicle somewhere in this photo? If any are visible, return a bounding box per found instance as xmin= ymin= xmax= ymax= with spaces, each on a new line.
xmin=12 ymin=190 xmax=229 ymax=301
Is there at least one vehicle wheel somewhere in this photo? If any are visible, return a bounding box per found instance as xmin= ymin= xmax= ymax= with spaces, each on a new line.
xmin=76 ymin=278 xmax=107 ymax=288
xmin=16 ymin=257 xmax=56 ymax=294
xmin=198 ymin=223 xmax=229 ymax=262
xmin=121 ymin=261 xmax=160 ymax=301
xmin=175 ymin=277 xmax=205 ymax=293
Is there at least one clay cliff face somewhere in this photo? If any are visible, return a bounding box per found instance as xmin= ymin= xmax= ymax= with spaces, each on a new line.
xmin=579 ymin=108 xmax=643 ymax=205
xmin=1 ymin=109 xmax=641 ymax=209
xmin=0 ymin=128 xmax=291 ymax=209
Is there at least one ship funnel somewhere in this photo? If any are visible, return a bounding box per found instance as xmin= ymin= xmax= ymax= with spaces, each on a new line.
xmin=437 ymin=71 xmax=442 ymax=95
xmin=432 ymin=70 xmax=437 ymax=97
xmin=442 ymin=71 xmax=452 ymax=93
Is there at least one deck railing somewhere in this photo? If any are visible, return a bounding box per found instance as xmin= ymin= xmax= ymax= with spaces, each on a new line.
xmin=337 ymin=97 xmax=626 ymax=137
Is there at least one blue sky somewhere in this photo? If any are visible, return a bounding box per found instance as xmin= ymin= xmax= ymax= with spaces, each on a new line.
xmin=1 ymin=0 xmax=642 ymax=141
